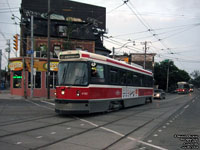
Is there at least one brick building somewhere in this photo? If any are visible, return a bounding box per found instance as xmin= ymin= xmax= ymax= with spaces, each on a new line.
xmin=9 ymin=0 xmax=110 ymax=98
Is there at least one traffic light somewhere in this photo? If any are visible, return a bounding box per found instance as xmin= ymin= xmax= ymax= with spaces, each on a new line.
xmin=13 ymin=34 xmax=18 ymax=51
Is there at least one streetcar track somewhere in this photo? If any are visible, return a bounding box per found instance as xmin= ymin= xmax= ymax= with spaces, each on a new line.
xmin=0 ymin=94 xmax=197 ymax=149
xmin=30 ymin=110 xmax=148 ymax=150
xmin=0 ymin=114 xmax=57 ymax=127
xmin=0 ymin=116 xmax=77 ymax=138
xmin=29 ymin=102 xmax=178 ymax=150
xmin=77 ymin=96 xmax=198 ymax=150
xmin=102 ymin=119 xmax=154 ymax=150
xmin=101 ymin=103 xmax=185 ymax=150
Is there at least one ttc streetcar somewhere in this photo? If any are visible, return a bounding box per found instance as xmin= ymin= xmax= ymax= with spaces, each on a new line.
xmin=176 ymin=82 xmax=190 ymax=94
xmin=55 ymin=50 xmax=153 ymax=114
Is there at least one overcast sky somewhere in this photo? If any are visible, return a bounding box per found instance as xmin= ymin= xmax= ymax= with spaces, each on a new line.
xmin=0 ymin=0 xmax=200 ymax=74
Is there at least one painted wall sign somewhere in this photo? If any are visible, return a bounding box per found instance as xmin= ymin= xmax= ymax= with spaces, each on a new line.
xmin=9 ymin=61 xmax=23 ymax=71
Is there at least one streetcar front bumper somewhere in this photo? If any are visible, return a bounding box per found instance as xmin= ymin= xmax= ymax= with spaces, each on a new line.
xmin=55 ymin=99 xmax=90 ymax=114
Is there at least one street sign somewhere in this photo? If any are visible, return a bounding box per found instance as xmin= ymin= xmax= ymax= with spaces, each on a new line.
xmin=27 ymin=49 xmax=34 ymax=54
xmin=33 ymin=68 xmax=36 ymax=76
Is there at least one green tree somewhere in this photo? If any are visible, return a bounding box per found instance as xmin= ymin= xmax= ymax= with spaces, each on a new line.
xmin=190 ymin=70 xmax=200 ymax=87
xmin=154 ymin=60 xmax=190 ymax=92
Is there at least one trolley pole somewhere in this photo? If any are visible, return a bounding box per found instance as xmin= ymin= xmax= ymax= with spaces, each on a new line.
xmin=30 ymin=15 xmax=34 ymax=99
xmin=143 ymin=41 xmax=147 ymax=69
xmin=47 ymin=0 xmax=51 ymax=99
xmin=112 ymin=47 xmax=115 ymax=59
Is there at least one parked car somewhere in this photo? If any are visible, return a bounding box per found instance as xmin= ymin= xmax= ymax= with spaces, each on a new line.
xmin=154 ymin=89 xmax=166 ymax=99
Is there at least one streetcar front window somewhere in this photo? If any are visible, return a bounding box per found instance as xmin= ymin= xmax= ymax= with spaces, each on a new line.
xmin=58 ymin=62 xmax=88 ymax=86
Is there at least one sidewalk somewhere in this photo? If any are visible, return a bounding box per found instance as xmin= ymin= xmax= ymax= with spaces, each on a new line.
xmin=0 ymin=90 xmax=54 ymax=102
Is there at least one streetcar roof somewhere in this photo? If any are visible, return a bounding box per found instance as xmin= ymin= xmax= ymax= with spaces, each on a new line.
xmin=59 ymin=50 xmax=153 ymax=76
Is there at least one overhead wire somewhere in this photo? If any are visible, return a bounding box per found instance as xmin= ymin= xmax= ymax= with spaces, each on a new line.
xmin=126 ymin=0 xmax=175 ymax=54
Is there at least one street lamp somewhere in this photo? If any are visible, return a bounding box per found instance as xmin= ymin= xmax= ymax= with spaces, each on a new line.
xmin=112 ymin=40 xmax=135 ymax=59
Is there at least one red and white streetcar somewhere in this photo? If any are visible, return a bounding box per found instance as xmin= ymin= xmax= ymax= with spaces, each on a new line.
xmin=55 ymin=50 xmax=153 ymax=114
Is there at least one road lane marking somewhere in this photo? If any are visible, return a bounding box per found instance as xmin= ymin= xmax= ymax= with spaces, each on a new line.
xmin=162 ymin=126 xmax=166 ymax=128
xmin=25 ymin=100 xmax=54 ymax=110
xmin=128 ymin=137 xmax=168 ymax=150
xmin=166 ymin=123 xmax=170 ymax=125
xmin=80 ymin=124 xmax=85 ymax=126
xmin=41 ymin=100 xmax=55 ymax=106
xmin=100 ymin=127 xmax=125 ymax=137
xmin=16 ymin=142 xmax=22 ymax=145
xmin=80 ymin=119 xmax=168 ymax=150
xmin=51 ymin=132 xmax=56 ymax=135
xmin=79 ymin=119 xmax=99 ymax=127
xmin=158 ymin=130 xmax=162 ymax=132
xmin=66 ymin=127 xmax=71 ymax=130
xmin=36 ymin=136 xmax=43 ymax=139
xmin=184 ymin=105 xmax=189 ymax=109
xmin=154 ymin=134 xmax=158 ymax=137
xmin=147 ymin=140 xmax=152 ymax=143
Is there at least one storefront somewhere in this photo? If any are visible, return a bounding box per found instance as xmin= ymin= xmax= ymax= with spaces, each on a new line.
xmin=9 ymin=57 xmax=58 ymax=98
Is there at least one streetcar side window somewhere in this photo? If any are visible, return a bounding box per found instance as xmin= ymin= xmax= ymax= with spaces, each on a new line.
xmin=91 ymin=64 xmax=105 ymax=83
xmin=127 ymin=71 xmax=133 ymax=86
xmin=132 ymin=73 xmax=140 ymax=86
xmin=109 ymin=67 xmax=119 ymax=85
xmin=119 ymin=70 xmax=126 ymax=86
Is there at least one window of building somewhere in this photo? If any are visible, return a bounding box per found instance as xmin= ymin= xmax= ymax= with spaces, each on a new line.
xmin=13 ymin=71 xmax=22 ymax=88
xmin=46 ymin=72 xmax=57 ymax=88
xmin=28 ymin=72 xmax=41 ymax=88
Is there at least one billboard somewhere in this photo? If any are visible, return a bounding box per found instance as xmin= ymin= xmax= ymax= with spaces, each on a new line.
xmin=21 ymin=0 xmax=106 ymax=30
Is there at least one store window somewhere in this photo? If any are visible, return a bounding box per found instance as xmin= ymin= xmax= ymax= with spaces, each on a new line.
xmin=46 ymin=72 xmax=57 ymax=88
xmin=28 ymin=72 xmax=41 ymax=88
xmin=13 ymin=71 xmax=22 ymax=88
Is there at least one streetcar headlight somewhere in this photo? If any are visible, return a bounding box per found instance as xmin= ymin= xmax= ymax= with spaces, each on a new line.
xmin=54 ymin=92 xmax=57 ymax=96
xmin=61 ymin=90 xmax=65 ymax=95
xmin=76 ymin=90 xmax=80 ymax=96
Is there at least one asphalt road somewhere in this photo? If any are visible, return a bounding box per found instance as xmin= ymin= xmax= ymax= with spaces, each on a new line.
xmin=138 ymin=92 xmax=200 ymax=150
xmin=0 ymin=91 xmax=199 ymax=150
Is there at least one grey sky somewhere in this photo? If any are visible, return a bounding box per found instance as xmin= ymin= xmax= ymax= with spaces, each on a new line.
xmin=0 ymin=0 xmax=200 ymax=74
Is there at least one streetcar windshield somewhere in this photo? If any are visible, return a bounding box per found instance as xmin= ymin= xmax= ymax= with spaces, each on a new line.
xmin=58 ymin=62 xmax=88 ymax=86
xmin=178 ymin=84 xmax=189 ymax=89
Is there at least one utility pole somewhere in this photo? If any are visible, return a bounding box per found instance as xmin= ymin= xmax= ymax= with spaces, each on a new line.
xmin=143 ymin=41 xmax=147 ymax=69
xmin=21 ymin=17 xmax=27 ymax=99
xmin=30 ymin=15 xmax=34 ymax=99
xmin=47 ymin=0 xmax=51 ymax=99
xmin=7 ymin=40 xmax=10 ymax=70
xmin=5 ymin=40 xmax=10 ymax=88
xmin=166 ymin=60 xmax=170 ymax=93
